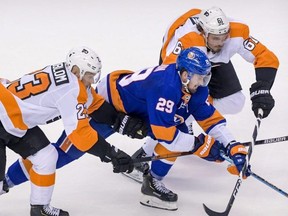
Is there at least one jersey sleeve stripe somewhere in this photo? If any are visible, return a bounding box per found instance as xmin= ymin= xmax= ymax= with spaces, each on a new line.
xmin=197 ymin=110 xmax=225 ymax=132
xmin=108 ymin=70 xmax=133 ymax=113
xmin=151 ymin=124 xmax=177 ymax=142
xmin=67 ymin=81 xmax=99 ymax=152
xmin=0 ymin=83 xmax=28 ymax=130
xmin=161 ymin=9 xmax=201 ymax=62
xmin=230 ymin=22 xmax=279 ymax=69
xmin=87 ymin=89 xmax=105 ymax=114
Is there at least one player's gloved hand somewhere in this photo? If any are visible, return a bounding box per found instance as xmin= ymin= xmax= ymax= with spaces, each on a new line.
xmin=250 ymin=81 xmax=274 ymax=118
xmin=0 ymin=180 xmax=9 ymax=195
xmin=102 ymin=145 xmax=134 ymax=173
xmin=192 ymin=133 xmax=225 ymax=162
xmin=226 ymin=141 xmax=250 ymax=178
xmin=113 ymin=112 xmax=148 ymax=139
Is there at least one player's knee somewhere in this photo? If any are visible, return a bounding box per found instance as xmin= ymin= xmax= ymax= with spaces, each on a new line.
xmin=28 ymin=144 xmax=58 ymax=173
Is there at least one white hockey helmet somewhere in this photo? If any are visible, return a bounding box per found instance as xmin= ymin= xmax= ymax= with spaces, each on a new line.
xmin=198 ymin=7 xmax=230 ymax=37
xmin=66 ymin=46 xmax=102 ymax=82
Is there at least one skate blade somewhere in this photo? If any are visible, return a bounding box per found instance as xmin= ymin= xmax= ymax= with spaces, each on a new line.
xmin=121 ymin=170 xmax=143 ymax=183
xmin=140 ymin=194 xmax=178 ymax=211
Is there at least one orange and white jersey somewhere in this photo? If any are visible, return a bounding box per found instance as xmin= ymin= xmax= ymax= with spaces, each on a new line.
xmin=1 ymin=62 xmax=105 ymax=151
xmin=161 ymin=8 xmax=279 ymax=69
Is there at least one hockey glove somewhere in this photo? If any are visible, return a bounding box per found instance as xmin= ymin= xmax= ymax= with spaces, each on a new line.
xmin=104 ymin=145 xmax=134 ymax=173
xmin=192 ymin=133 xmax=225 ymax=162
xmin=226 ymin=141 xmax=250 ymax=178
xmin=113 ymin=112 xmax=148 ymax=139
xmin=250 ymin=81 xmax=275 ymax=118
xmin=0 ymin=180 xmax=9 ymax=195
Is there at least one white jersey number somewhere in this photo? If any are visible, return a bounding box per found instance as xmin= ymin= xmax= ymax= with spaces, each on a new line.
xmin=156 ymin=98 xmax=174 ymax=113
xmin=76 ymin=104 xmax=88 ymax=120
xmin=119 ymin=65 xmax=168 ymax=87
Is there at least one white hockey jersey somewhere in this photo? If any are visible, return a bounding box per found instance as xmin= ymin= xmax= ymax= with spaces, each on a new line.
xmin=0 ymin=62 xmax=105 ymax=151
xmin=161 ymin=9 xmax=279 ymax=69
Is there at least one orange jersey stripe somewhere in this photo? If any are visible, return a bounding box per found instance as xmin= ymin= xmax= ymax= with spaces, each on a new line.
xmin=197 ymin=110 xmax=225 ymax=132
xmin=60 ymin=137 xmax=72 ymax=152
xmin=68 ymin=120 xmax=98 ymax=152
xmin=151 ymin=124 xmax=177 ymax=142
xmin=87 ymin=89 xmax=105 ymax=114
xmin=154 ymin=143 xmax=178 ymax=162
xmin=230 ymin=22 xmax=279 ymax=69
xmin=108 ymin=70 xmax=134 ymax=113
xmin=67 ymin=80 xmax=98 ymax=152
xmin=30 ymin=168 xmax=55 ymax=187
xmin=161 ymin=9 xmax=201 ymax=61
xmin=251 ymin=42 xmax=279 ymax=68
xmin=0 ymin=83 xmax=28 ymax=130
xmin=163 ymin=32 xmax=205 ymax=64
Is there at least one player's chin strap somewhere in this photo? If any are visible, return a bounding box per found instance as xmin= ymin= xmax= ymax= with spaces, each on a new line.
xmin=203 ymin=109 xmax=263 ymax=216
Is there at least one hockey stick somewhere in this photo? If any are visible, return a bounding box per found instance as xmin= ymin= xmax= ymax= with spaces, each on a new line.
xmin=132 ymin=134 xmax=287 ymax=164
xmin=132 ymin=151 xmax=195 ymax=163
xmin=203 ymin=109 xmax=263 ymax=216
xmin=251 ymin=135 xmax=288 ymax=145
xmin=221 ymin=152 xmax=288 ymax=198
xmin=248 ymin=170 xmax=288 ymax=198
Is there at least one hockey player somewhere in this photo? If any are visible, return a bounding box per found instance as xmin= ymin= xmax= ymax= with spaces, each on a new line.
xmin=160 ymin=6 xmax=278 ymax=118
xmin=0 ymin=46 xmax=139 ymax=216
xmin=4 ymin=47 xmax=148 ymax=192
xmin=136 ymin=48 xmax=250 ymax=210
xmin=127 ymin=5 xmax=279 ymax=186
xmin=0 ymin=83 xmax=69 ymax=215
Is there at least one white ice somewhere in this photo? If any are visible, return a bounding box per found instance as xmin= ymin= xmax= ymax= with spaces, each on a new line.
xmin=0 ymin=0 xmax=287 ymax=215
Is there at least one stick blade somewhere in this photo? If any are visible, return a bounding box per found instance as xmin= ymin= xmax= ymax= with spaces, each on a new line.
xmin=203 ymin=203 xmax=228 ymax=216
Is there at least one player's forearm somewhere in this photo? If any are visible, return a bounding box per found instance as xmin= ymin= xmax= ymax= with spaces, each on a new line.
xmin=255 ymin=67 xmax=277 ymax=88
xmin=89 ymin=101 xmax=118 ymax=125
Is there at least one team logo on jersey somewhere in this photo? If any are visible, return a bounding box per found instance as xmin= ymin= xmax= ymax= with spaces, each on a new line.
xmin=51 ymin=63 xmax=69 ymax=86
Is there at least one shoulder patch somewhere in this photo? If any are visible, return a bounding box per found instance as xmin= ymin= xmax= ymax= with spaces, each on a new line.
xmin=51 ymin=63 xmax=69 ymax=86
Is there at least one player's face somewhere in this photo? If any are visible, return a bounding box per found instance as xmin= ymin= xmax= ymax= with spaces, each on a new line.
xmin=82 ymin=72 xmax=96 ymax=87
xmin=206 ymin=33 xmax=229 ymax=53
xmin=181 ymin=71 xmax=206 ymax=93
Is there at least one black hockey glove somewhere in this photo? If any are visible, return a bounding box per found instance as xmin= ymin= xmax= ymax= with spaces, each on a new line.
xmin=103 ymin=145 xmax=134 ymax=173
xmin=250 ymin=81 xmax=275 ymax=118
xmin=113 ymin=112 xmax=148 ymax=139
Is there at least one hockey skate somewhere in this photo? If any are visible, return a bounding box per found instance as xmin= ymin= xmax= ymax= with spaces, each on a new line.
xmin=140 ymin=173 xmax=178 ymax=211
xmin=30 ymin=204 xmax=69 ymax=216
xmin=122 ymin=147 xmax=149 ymax=183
